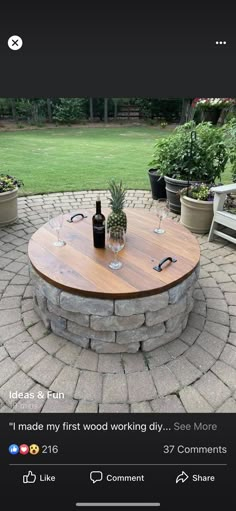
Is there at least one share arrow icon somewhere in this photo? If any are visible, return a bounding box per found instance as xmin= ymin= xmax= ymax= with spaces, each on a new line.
xmin=176 ymin=471 xmax=189 ymax=484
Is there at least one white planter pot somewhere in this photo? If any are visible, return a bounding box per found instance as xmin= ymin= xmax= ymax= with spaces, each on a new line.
xmin=180 ymin=195 xmax=213 ymax=234
xmin=0 ymin=187 xmax=18 ymax=227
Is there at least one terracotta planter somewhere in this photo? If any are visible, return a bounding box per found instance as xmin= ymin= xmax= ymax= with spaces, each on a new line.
xmin=180 ymin=195 xmax=213 ymax=234
xmin=0 ymin=188 xmax=18 ymax=227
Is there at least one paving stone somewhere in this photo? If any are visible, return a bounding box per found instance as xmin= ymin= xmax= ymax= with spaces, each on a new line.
xmin=28 ymin=322 xmax=50 ymax=341
xmin=199 ymin=277 xmax=218 ymax=288
xmin=230 ymin=316 xmax=236 ymax=333
xmin=0 ymin=357 xmax=18 ymax=385
xmin=5 ymin=331 xmax=33 ymax=358
xmin=0 ymin=321 xmax=25 ymax=344
xmin=151 ymin=366 xmax=180 ymax=396
xmin=130 ymin=401 xmax=152 ymax=412
xmin=98 ymin=354 xmax=123 ymax=373
xmin=179 ymin=387 xmax=213 ymax=413
xmin=99 ymin=404 xmax=129 ymax=413
xmin=212 ymin=271 xmax=231 ymax=283
xmin=204 ymin=321 xmax=229 ymax=342
xmin=206 ymin=309 xmax=229 ymax=327
xmin=76 ymin=401 xmax=98 ymax=413
xmin=0 ymin=371 xmax=34 ymax=407
xmin=0 ymin=257 xmax=12 ymax=269
xmin=219 ymin=282 xmax=236 ymax=293
xmin=5 ymin=262 xmax=25 ymax=273
xmin=167 ymin=357 xmax=202 ymax=386
xmin=74 ymin=371 xmax=102 ymax=402
xmin=22 ymin=310 xmax=40 ymax=328
xmin=228 ymin=306 xmax=236 ymax=316
xmin=50 ymin=366 xmax=79 ymax=397
xmin=127 ymin=371 xmax=157 ymax=402
xmin=151 ymin=395 xmax=185 ymax=413
xmin=197 ymin=331 xmax=225 ymax=358
xmin=122 ymin=353 xmax=147 ymax=373
xmin=0 ymin=346 xmax=8 ymax=362
xmin=187 ymin=313 xmax=205 ymax=330
xmin=55 ymin=343 xmax=82 ymax=365
xmin=0 ymin=270 xmax=15 ymax=281
xmin=103 ymin=373 xmax=128 ymax=403
xmin=211 ymin=361 xmax=236 ymax=390
xmin=220 ymin=344 xmax=236 ymax=369
xmin=15 ymin=344 xmax=46 ymax=372
xmin=42 ymin=397 xmax=77 ymax=413
xmin=202 ymin=287 xmax=224 ymax=299
xmin=38 ymin=333 xmax=66 ymax=354
xmin=180 ymin=327 xmax=201 ymax=346
xmin=165 ymin=340 xmax=189 ymax=358
xmin=194 ymin=372 xmax=231 ymax=409
xmin=29 ymin=355 xmax=63 ymax=386
xmin=225 ymin=293 xmax=236 ymax=306
xmin=228 ymin=333 xmax=236 ymax=347
xmin=21 ymin=298 xmax=34 ymax=312
xmin=145 ymin=346 xmax=171 ymax=369
xmin=216 ymin=398 xmax=236 ymax=413
xmin=206 ymin=299 xmax=228 ymax=312
xmin=0 ymin=297 xmax=21 ymax=310
xmin=185 ymin=345 xmax=215 ymax=372
xmin=75 ymin=349 xmax=98 ymax=371
xmin=0 ymin=309 xmax=21 ymax=327
xmin=0 ymin=281 xmax=8 ymax=292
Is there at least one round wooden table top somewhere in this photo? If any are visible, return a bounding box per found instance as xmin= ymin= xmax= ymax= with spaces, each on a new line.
xmin=28 ymin=208 xmax=200 ymax=299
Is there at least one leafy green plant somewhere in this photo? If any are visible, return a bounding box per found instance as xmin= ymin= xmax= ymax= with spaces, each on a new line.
xmin=149 ymin=121 xmax=228 ymax=182
xmin=179 ymin=183 xmax=214 ymax=201
xmin=52 ymin=98 xmax=86 ymax=124
xmin=0 ymin=174 xmax=23 ymax=193
xmin=222 ymin=118 xmax=236 ymax=182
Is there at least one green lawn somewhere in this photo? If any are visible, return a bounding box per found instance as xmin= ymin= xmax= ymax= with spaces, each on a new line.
xmin=0 ymin=126 xmax=232 ymax=195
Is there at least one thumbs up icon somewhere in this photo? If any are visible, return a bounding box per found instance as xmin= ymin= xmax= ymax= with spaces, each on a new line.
xmin=23 ymin=471 xmax=37 ymax=484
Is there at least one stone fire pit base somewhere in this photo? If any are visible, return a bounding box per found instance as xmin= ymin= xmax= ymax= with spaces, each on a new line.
xmin=30 ymin=265 xmax=199 ymax=354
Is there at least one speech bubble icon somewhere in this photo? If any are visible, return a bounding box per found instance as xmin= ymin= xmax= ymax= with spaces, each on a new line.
xmin=90 ymin=471 xmax=103 ymax=484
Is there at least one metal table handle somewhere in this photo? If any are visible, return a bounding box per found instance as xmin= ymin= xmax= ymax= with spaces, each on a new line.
xmin=153 ymin=256 xmax=177 ymax=272
xmin=67 ymin=213 xmax=88 ymax=223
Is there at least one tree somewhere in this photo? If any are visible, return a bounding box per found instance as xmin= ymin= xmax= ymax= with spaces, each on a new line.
xmin=89 ymin=98 xmax=94 ymax=121
xmin=47 ymin=99 xmax=52 ymax=122
xmin=104 ymin=98 xmax=108 ymax=123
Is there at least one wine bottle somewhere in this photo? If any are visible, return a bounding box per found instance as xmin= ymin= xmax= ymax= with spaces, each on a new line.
xmin=92 ymin=195 xmax=106 ymax=248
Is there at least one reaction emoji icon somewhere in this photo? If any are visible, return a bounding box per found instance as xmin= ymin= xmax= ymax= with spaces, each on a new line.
xmin=9 ymin=444 xmax=19 ymax=455
xmin=20 ymin=444 xmax=29 ymax=455
xmin=29 ymin=444 xmax=40 ymax=455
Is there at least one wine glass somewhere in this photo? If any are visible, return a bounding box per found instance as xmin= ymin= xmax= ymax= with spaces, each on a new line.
xmin=154 ymin=199 xmax=169 ymax=234
xmin=48 ymin=209 xmax=66 ymax=247
xmin=107 ymin=228 xmax=125 ymax=270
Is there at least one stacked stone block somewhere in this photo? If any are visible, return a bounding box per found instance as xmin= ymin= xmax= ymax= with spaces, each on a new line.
xmin=30 ymin=264 xmax=199 ymax=353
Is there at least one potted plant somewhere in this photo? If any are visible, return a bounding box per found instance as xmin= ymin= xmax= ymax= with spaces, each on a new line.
xmin=149 ymin=121 xmax=228 ymax=213
xmin=192 ymin=98 xmax=235 ymax=125
xmin=179 ymin=183 xmax=214 ymax=234
xmin=148 ymin=169 xmax=166 ymax=200
xmin=0 ymin=174 xmax=23 ymax=227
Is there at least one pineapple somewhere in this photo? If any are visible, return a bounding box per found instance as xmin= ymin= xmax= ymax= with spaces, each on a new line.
xmin=107 ymin=180 xmax=127 ymax=232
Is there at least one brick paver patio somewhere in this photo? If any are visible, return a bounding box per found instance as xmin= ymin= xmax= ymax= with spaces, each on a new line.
xmin=0 ymin=190 xmax=236 ymax=413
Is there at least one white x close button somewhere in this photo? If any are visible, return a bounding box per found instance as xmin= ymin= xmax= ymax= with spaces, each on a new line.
xmin=8 ymin=35 xmax=23 ymax=51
